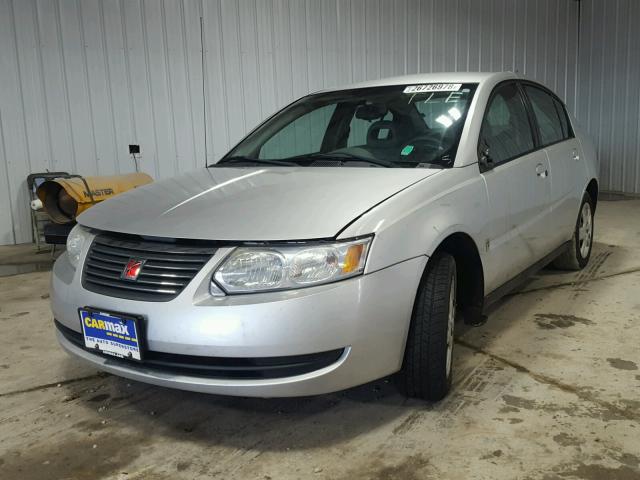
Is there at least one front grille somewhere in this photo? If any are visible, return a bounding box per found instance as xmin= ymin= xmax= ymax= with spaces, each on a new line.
xmin=55 ymin=320 xmax=345 ymax=380
xmin=82 ymin=232 xmax=217 ymax=302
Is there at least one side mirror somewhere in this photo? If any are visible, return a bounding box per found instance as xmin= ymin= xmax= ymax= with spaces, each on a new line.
xmin=478 ymin=142 xmax=494 ymax=172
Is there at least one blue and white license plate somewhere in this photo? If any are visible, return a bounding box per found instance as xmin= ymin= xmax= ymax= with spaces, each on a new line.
xmin=79 ymin=308 xmax=142 ymax=361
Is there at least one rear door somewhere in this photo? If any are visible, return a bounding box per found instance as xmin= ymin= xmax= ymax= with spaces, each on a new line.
xmin=479 ymin=81 xmax=552 ymax=290
xmin=522 ymin=84 xmax=581 ymax=248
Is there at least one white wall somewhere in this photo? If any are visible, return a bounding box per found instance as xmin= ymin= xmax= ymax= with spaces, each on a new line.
xmin=0 ymin=0 xmax=580 ymax=245
xmin=577 ymin=0 xmax=640 ymax=195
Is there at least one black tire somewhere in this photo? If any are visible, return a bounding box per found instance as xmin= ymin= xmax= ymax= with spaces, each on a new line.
xmin=397 ymin=252 xmax=456 ymax=401
xmin=553 ymin=192 xmax=594 ymax=270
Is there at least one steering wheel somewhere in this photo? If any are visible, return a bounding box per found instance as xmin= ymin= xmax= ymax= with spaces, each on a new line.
xmin=404 ymin=133 xmax=445 ymax=152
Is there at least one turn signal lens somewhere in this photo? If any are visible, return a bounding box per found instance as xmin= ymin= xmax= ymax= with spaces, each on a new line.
xmin=342 ymin=244 xmax=364 ymax=273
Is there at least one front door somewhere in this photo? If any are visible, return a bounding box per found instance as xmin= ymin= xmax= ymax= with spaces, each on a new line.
xmin=479 ymin=81 xmax=552 ymax=290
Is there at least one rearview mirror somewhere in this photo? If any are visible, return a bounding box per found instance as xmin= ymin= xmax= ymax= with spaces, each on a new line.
xmin=355 ymin=103 xmax=388 ymax=121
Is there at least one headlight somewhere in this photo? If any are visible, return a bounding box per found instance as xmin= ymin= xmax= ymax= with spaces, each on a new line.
xmin=66 ymin=224 xmax=90 ymax=268
xmin=213 ymin=237 xmax=372 ymax=294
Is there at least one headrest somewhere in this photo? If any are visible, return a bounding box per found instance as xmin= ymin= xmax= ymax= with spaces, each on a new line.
xmin=367 ymin=120 xmax=398 ymax=148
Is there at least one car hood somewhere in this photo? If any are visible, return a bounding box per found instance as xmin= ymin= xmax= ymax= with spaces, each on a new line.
xmin=78 ymin=167 xmax=441 ymax=241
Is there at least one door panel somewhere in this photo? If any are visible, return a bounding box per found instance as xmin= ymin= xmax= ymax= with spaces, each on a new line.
xmin=481 ymin=149 xmax=551 ymax=291
xmin=545 ymin=139 xmax=581 ymax=247
xmin=479 ymin=81 xmax=553 ymax=292
xmin=480 ymin=164 xmax=510 ymax=293
xmin=506 ymin=150 xmax=552 ymax=270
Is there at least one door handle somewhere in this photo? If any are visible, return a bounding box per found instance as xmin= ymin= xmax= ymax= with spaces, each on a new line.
xmin=535 ymin=163 xmax=548 ymax=178
xmin=572 ymin=150 xmax=580 ymax=161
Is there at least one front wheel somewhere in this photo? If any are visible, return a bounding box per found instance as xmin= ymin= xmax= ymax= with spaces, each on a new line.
xmin=553 ymin=192 xmax=594 ymax=270
xmin=397 ymin=253 xmax=456 ymax=401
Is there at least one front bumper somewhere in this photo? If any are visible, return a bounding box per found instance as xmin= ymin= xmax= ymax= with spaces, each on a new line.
xmin=51 ymin=247 xmax=426 ymax=397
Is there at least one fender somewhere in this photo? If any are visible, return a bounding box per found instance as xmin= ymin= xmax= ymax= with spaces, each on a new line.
xmin=338 ymin=165 xmax=489 ymax=275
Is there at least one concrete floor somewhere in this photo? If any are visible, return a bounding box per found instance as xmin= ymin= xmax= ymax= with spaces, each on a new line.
xmin=1 ymin=199 xmax=639 ymax=480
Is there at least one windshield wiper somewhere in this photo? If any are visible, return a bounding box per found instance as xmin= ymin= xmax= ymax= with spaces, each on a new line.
xmin=305 ymin=152 xmax=394 ymax=168
xmin=213 ymin=156 xmax=297 ymax=167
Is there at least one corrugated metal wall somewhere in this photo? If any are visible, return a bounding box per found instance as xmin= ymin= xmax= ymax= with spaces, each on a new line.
xmin=577 ymin=0 xmax=640 ymax=195
xmin=0 ymin=0 xmax=580 ymax=245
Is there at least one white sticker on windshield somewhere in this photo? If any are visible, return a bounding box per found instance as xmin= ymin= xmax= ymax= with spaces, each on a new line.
xmin=403 ymin=83 xmax=462 ymax=93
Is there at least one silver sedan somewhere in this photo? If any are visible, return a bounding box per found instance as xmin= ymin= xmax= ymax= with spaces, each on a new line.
xmin=51 ymin=72 xmax=598 ymax=400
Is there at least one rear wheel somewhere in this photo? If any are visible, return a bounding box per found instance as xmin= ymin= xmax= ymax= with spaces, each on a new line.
xmin=397 ymin=253 xmax=456 ymax=401
xmin=553 ymin=192 xmax=594 ymax=270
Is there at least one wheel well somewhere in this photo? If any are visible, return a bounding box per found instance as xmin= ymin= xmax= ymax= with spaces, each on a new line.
xmin=435 ymin=233 xmax=484 ymax=318
xmin=586 ymin=179 xmax=598 ymax=212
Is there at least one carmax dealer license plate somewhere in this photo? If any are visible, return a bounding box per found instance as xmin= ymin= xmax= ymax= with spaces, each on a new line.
xmin=79 ymin=308 xmax=142 ymax=361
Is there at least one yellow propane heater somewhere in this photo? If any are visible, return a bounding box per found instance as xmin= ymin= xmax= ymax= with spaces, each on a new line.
xmin=37 ymin=172 xmax=153 ymax=224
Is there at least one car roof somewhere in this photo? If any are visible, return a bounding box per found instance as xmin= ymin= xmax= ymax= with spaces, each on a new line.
xmin=318 ymin=71 xmax=519 ymax=93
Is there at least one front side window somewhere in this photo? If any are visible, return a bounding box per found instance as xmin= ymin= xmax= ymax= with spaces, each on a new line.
xmin=220 ymin=84 xmax=477 ymax=168
xmin=524 ymin=85 xmax=567 ymax=146
xmin=480 ymin=83 xmax=534 ymax=164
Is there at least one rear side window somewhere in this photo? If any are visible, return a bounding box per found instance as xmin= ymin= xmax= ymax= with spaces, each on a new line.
xmin=480 ymin=83 xmax=534 ymax=164
xmin=523 ymin=85 xmax=567 ymax=146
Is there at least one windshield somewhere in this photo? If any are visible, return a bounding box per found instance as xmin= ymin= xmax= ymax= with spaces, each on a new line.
xmin=216 ymin=83 xmax=477 ymax=168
